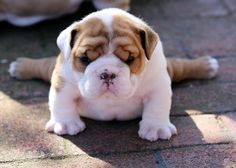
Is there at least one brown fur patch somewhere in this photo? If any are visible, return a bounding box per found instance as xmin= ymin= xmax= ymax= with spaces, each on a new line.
xmin=70 ymin=18 xmax=108 ymax=72
xmin=112 ymin=15 xmax=146 ymax=74
xmin=51 ymin=55 xmax=64 ymax=92
xmin=70 ymin=14 xmax=157 ymax=75
xmin=112 ymin=15 xmax=158 ymax=74
xmin=167 ymin=57 xmax=217 ymax=82
xmin=11 ymin=57 xmax=56 ymax=82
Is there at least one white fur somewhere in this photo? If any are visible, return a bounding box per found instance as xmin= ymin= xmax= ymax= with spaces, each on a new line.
xmin=47 ymin=8 xmax=177 ymax=141
xmin=76 ymin=56 xmax=138 ymax=99
xmin=206 ymin=56 xmax=219 ymax=78
xmin=57 ymin=22 xmax=78 ymax=60
xmin=8 ymin=61 xmax=19 ymax=78
xmin=46 ymin=66 xmax=85 ymax=135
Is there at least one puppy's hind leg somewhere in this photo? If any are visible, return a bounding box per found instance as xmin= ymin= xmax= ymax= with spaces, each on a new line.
xmin=9 ymin=57 xmax=56 ymax=82
xmin=167 ymin=56 xmax=219 ymax=83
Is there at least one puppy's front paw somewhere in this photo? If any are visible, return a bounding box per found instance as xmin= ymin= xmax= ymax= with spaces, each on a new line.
xmin=138 ymin=120 xmax=177 ymax=142
xmin=45 ymin=119 xmax=86 ymax=135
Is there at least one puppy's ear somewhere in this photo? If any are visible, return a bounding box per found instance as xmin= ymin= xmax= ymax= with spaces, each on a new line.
xmin=139 ymin=26 xmax=158 ymax=60
xmin=57 ymin=22 xmax=79 ymax=60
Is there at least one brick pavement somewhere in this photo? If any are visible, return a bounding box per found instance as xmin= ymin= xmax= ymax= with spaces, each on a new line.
xmin=0 ymin=0 xmax=236 ymax=167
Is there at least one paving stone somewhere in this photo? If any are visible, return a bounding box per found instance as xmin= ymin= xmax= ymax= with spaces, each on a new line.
xmin=217 ymin=57 xmax=236 ymax=82
xmin=0 ymin=63 xmax=50 ymax=100
xmin=0 ymin=96 xmax=78 ymax=162
xmin=0 ymin=26 xmax=45 ymax=60
xmin=225 ymin=0 xmax=236 ymax=12
xmin=220 ymin=112 xmax=236 ymax=140
xmin=157 ymin=144 xmax=236 ymax=168
xmin=1 ymin=91 xmax=232 ymax=162
xmin=131 ymin=0 xmax=163 ymax=19
xmin=131 ymin=0 xmax=229 ymax=18
xmin=177 ymin=17 xmax=236 ymax=57
xmin=62 ymin=114 xmax=233 ymax=156
xmin=172 ymin=115 xmax=231 ymax=144
xmin=0 ymin=152 xmax=156 ymax=168
xmin=156 ymin=0 xmax=228 ymax=17
xmin=145 ymin=17 xmax=236 ymax=57
xmin=131 ymin=0 xmax=232 ymax=58
xmin=171 ymin=83 xmax=236 ymax=116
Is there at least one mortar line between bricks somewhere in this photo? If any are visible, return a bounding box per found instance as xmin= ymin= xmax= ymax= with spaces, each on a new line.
xmin=215 ymin=55 xmax=236 ymax=59
xmin=0 ymin=154 xmax=76 ymax=165
xmin=178 ymin=40 xmax=192 ymax=59
xmin=0 ymin=96 xmax=49 ymax=102
xmin=170 ymin=108 xmax=236 ymax=117
xmin=172 ymin=81 xmax=236 ymax=89
xmin=1 ymin=142 xmax=235 ymax=165
xmin=220 ymin=0 xmax=233 ymax=15
xmin=153 ymin=142 xmax=235 ymax=154
xmin=156 ymin=14 xmax=235 ymax=20
xmin=155 ymin=151 xmax=168 ymax=168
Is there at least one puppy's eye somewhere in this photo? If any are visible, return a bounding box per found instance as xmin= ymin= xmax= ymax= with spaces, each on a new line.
xmin=80 ymin=55 xmax=91 ymax=66
xmin=125 ymin=55 xmax=135 ymax=65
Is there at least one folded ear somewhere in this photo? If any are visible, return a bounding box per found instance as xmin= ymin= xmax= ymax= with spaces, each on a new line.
xmin=139 ymin=26 xmax=158 ymax=60
xmin=56 ymin=22 xmax=79 ymax=60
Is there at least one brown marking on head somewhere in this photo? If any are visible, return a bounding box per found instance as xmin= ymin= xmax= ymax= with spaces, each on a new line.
xmin=69 ymin=18 xmax=108 ymax=72
xmin=112 ymin=15 xmax=158 ymax=74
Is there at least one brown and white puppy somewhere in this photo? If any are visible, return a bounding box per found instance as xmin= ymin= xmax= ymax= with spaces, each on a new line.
xmin=0 ymin=0 xmax=130 ymax=26
xmin=9 ymin=8 xmax=219 ymax=141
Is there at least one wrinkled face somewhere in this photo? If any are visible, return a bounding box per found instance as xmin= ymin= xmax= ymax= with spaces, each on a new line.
xmin=57 ymin=10 xmax=158 ymax=99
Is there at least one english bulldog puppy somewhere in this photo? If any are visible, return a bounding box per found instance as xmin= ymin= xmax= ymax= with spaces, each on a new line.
xmin=9 ymin=8 xmax=219 ymax=141
xmin=0 ymin=0 xmax=129 ymax=26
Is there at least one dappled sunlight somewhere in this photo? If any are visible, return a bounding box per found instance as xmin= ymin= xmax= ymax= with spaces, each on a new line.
xmin=0 ymin=91 xmax=26 ymax=118
xmin=219 ymin=114 xmax=236 ymax=137
xmin=0 ymin=91 xmax=48 ymax=118
xmin=185 ymin=109 xmax=234 ymax=143
xmin=0 ymin=91 xmax=77 ymax=161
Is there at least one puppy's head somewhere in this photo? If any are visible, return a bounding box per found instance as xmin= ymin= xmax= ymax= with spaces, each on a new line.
xmin=57 ymin=8 xmax=158 ymax=99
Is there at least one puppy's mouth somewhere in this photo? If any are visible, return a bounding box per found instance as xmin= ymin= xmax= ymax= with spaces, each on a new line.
xmin=100 ymin=80 xmax=118 ymax=96
xmin=99 ymin=72 xmax=118 ymax=92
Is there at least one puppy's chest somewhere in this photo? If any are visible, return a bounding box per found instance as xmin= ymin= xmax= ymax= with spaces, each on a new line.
xmin=77 ymin=96 xmax=143 ymax=121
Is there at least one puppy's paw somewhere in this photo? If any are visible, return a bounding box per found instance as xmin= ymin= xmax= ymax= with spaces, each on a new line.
xmin=207 ymin=57 xmax=219 ymax=78
xmin=197 ymin=56 xmax=219 ymax=79
xmin=9 ymin=58 xmax=31 ymax=79
xmin=138 ymin=120 xmax=177 ymax=142
xmin=45 ymin=119 xmax=86 ymax=135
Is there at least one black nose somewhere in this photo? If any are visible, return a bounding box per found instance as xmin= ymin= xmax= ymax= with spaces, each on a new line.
xmin=100 ymin=72 xmax=116 ymax=81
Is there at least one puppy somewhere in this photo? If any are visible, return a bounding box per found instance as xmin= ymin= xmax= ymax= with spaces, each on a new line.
xmin=9 ymin=8 xmax=219 ymax=141
xmin=0 ymin=0 xmax=130 ymax=26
